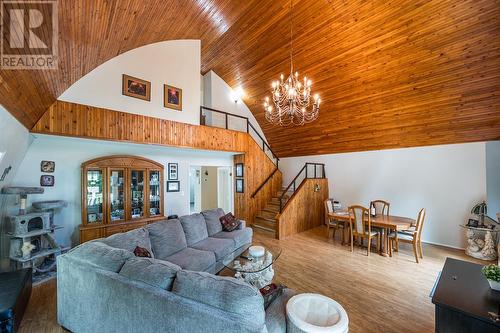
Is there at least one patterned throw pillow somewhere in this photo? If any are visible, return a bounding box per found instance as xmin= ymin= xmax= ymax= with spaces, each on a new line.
xmin=134 ymin=246 xmax=152 ymax=258
xmin=219 ymin=213 xmax=241 ymax=232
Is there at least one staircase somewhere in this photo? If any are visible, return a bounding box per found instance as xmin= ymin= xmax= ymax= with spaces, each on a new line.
xmin=252 ymin=187 xmax=292 ymax=236
xmin=252 ymin=163 xmax=326 ymax=238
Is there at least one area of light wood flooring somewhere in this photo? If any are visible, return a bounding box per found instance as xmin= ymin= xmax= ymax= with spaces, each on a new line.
xmin=19 ymin=226 xmax=487 ymax=333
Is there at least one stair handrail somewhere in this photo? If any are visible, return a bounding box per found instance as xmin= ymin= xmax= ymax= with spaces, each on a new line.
xmin=200 ymin=106 xmax=279 ymax=166
xmin=279 ymin=163 xmax=326 ymax=212
xmin=251 ymin=167 xmax=279 ymax=198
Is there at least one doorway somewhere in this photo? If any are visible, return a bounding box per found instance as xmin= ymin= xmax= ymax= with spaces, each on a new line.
xmin=189 ymin=165 xmax=233 ymax=213
xmin=189 ymin=166 xmax=201 ymax=214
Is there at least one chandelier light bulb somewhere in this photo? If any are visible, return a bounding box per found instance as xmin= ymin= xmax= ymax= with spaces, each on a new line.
xmin=280 ymin=74 xmax=284 ymax=81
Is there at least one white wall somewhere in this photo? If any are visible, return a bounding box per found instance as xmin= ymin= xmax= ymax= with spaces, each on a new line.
xmin=279 ymin=143 xmax=487 ymax=249
xmin=202 ymin=70 xmax=267 ymax=143
xmin=0 ymin=106 xmax=31 ymax=188
xmin=12 ymin=135 xmax=234 ymax=247
xmin=59 ymin=40 xmax=201 ymax=125
xmin=486 ymin=141 xmax=500 ymax=218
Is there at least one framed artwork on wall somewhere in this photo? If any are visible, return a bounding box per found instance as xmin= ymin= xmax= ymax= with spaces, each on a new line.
xmin=235 ymin=163 xmax=244 ymax=177
xmin=168 ymin=163 xmax=178 ymax=180
xmin=236 ymin=179 xmax=244 ymax=193
xmin=40 ymin=175 xmax=55 ymax=187
xmin=41 ymin=160 xmax=55 ymax=173
xmin=166 ymin=181 xmax=180 ymax=192
xmin=122 ymin=74 xmax=151 ymax=101
xmin=164 ymin=84 xmax=182 ymax=111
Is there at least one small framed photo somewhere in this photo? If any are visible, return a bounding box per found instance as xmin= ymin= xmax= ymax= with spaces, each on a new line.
xmin=167 ymin=181 xmax=180 ymax=192
xmin=122 ymin=74 xmax=151 ymax=101
xmin=40 ymin=175 xmax=55 ymax=187
xmin=164 ymin=84 xmax=182 ymax=111
xmin=41 ymin=160 xmax=55 ymax=173
xmin=235 ymin=163 xmax=244 ymax=178
xmin=168 ymin=163 xmax=178 ymax=180
xmin=236 ymin=179 xmax=244 ymax=193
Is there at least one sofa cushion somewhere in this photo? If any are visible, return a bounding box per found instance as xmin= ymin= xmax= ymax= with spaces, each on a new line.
xmin=101 ymin=228 xmax=153 ymax=257
xmin=212 ymin=227 xmax=253 ymax=248
xmin=119 ymin=257 xmax=181 ymax=291
xmin=146 ymin=220 xmax=187 ymax=260
xmin=190 ymin=237 xmax=234 ymax=261
xmin=172 ymin=270 xmax=264 ymax=322
xmin=69 ymin=242 xmax=133 ymax=272
xmin=201 ymin=208 xmax=225 ymax=236
xmin=165 ymin=247 xmax=215 ymax=272
xmin=179 ymin=213 xmax=209 ymax=246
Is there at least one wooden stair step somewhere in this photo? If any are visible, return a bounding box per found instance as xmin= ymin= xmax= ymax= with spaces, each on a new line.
xmin=254 ymin=216 xmax=277 ymax=231
xmin=252 ymin=223 xmax=275 ymax=234
xmin=260 ymin=209 xmax=278 ymax=219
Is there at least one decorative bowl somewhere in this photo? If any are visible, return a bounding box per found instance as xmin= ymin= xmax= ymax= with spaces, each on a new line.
xmin=488 ymin=279 xmax=500 ymax=291
xmin=249 ymin=245 xmax=265 ymax=257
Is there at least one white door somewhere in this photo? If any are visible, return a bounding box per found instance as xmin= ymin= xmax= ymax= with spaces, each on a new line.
xmin=217 ymin=167 xmax=233 ymax=213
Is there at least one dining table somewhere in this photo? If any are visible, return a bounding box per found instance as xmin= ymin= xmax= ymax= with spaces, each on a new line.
xmin=328 ymin=210 xmax=415 ymax=257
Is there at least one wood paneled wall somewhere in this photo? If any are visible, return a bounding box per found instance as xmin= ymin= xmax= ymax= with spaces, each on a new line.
xmin=32 ymin=100 xmax=279 ymax=225
xmin=234 ymin=153 xmax=282 ymax=225
xmin=277 ymin=179 xmax=329 ymax=239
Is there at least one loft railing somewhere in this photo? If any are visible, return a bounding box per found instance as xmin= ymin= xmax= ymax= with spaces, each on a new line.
xmin=200 ymin=106 xmax=279 ymax=165
xmin=279 ymin=163 xmax=326 ymax=212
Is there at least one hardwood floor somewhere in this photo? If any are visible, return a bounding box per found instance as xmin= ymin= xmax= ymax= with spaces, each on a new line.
xmin=19 ymin=226 xmax=486 ymax=333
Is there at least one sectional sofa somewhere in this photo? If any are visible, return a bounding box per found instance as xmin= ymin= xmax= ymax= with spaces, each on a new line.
xmin=57 ymin=209 xmax=292 ymax=333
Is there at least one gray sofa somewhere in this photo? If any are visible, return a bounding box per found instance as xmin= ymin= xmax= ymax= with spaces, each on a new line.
xmin=57 ymin=209 xmax=293 ymax=333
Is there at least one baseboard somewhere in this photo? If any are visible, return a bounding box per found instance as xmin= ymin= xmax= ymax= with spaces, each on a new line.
xmin=421 ymin=240 xmax=465 ymax=251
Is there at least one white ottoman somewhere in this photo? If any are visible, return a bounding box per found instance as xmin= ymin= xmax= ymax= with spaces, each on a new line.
xmin=286 ymin=293 xmax=348 ymax=333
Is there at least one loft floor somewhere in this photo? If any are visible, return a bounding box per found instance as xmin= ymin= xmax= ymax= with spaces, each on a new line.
xmin=19 ymin=226 xmax=485 ymax=333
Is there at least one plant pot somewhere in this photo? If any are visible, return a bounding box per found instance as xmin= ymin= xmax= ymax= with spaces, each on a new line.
xmin=487 ymin=279 xmax=500 ymax=291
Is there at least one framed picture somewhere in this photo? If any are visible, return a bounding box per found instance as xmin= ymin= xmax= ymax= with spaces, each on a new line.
xmin=167 ymin=181 xmax=180 ymax=192
xmin=164 ymin=84 xmax=182 ymax=111
xmin=122 ymin=74 xmax=151 ymax=101
xmin=41 ymin=160 xmax=55 ymax=173
xmin=235 ymin=163 xmax=244 ymax=177
xmin=40 ymin=175 xmax=55 ymax=187
xmin=168 ymin=163 xmax=178 ymax=180
xmin=236 ymin=179 xmax=244 ymax=193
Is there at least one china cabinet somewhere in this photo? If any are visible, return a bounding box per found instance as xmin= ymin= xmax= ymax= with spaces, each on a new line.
xmin=80 ymin=155 xmax=164 ymax=243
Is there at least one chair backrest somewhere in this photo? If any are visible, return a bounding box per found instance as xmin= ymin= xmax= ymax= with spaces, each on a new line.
xmin=370 ymin=200 xmax=390 ymax=216
xmin=348 ymin=205 xmax=370 ymax=235
xmin=415 ymin=208 xmax=426 ymax=239
xmin=324 ymin=199 xmax=333 ymax=224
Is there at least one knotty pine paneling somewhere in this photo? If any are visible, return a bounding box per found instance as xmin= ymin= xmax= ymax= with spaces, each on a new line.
xmin=2 ymin=0 xmax=499 ymax=156
xmin=277 ymin=179 xmax=329 ymax=239
xmin=32 ymin=100 xmax=280 ymax=227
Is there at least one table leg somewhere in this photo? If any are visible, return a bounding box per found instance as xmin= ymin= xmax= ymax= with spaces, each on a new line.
xmin=379 ymin=227 xmax=389 ymax=257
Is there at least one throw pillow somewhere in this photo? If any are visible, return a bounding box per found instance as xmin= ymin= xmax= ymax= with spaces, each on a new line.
xmin=134 ymin=246 xmax=152 ymax=258
xmin=260 ymin=283 xmax=284 ymax=309
xmin=219 ymin=213 xmax=240 ymax=232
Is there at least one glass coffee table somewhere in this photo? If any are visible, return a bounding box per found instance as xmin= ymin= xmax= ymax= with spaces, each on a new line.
xmin=222 ymin=242 xmax=282 ymax=288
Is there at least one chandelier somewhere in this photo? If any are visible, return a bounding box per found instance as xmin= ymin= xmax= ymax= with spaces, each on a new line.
xmin=264 ymin=0 xmax=320 ymax=127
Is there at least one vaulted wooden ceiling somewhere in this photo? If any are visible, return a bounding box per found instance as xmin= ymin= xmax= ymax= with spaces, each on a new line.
xmin=1 ymin=0 xmax=499 ymax=157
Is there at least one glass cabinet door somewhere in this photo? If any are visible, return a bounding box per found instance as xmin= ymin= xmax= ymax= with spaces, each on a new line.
xmin=130 ymin=170 xmax=144 ymax=219
xmin=109 ymin=169 xmax=125 ymax=222
xmin=86 ymin=169 xmax=104 ymax=223
xmin=149 ymin=170 xmax=161 ymax=217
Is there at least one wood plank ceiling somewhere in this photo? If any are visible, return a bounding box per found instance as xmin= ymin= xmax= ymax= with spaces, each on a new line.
xmin=1 ymin=0 xmax=499 ymax=157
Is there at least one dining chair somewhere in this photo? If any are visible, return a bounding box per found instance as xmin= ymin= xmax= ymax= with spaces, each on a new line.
xmin=325 ymin=199 xmax=346 ymax=244
xmin=388 ymin=208 xmax=426 ymax=263
xmin=348 ymin=205 xmax=380 ymax=256
xmin=370 ymin=200 xmax=390 ymax=216
xmin=370 ymin=200 xmax=392 ymax=250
